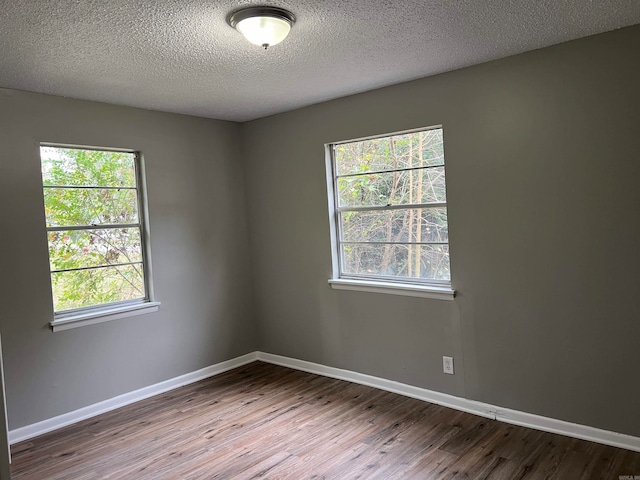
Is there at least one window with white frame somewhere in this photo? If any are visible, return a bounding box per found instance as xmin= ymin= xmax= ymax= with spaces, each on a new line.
xmin=328 ymin=127 xmax=451 ymax=288
xmin=40 ymin=145 xmax=152 ymax=316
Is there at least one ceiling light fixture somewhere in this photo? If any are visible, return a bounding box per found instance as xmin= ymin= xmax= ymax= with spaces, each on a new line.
xmin=227 ymin=6 xmax=296 ymax=50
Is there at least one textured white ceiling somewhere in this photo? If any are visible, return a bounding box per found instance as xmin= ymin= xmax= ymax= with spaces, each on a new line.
xmin=1 ymin=0 xmax=639 ymax=122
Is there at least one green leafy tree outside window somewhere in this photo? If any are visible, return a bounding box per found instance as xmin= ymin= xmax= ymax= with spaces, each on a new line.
xmin=41 ymin=147 xmax=147 ymax=312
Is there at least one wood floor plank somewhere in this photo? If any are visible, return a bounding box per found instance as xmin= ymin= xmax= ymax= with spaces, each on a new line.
xmin=10 ymin=361 xmax=640 ymax=479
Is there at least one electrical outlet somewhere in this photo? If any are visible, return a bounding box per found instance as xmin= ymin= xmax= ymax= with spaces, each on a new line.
xmin=443 ymin=356 xmax=454 ymax=375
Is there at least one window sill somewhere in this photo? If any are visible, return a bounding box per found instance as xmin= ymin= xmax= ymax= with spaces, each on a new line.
xmin=328 ymin=278 xmax=455 ymax=301
xmin=50 ymin=302 xmax=161 ymax=332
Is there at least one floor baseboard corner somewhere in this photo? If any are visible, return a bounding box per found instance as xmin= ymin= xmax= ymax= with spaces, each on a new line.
xmin=9 ymin=350 xmax=640 ymax=454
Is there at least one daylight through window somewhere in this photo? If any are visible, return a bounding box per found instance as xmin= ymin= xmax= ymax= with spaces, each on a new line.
xmin=329 ymin=127 xmax=451 ymax=285
xmin=40 ymin=146 xmax=150 ymax=313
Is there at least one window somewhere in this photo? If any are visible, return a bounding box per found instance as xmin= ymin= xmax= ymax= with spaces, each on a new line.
xmin=40 ymin=145 xmax=157 ymax=327
xmin=327 ymin=127 xmax=454 ymax=299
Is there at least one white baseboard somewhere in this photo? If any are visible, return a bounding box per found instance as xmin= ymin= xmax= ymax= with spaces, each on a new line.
xmin=255 ymin=351 xmax=496 ymax=418
xmin=256 ymin=351 xmax=640 ymax=453
xmin=8 ymin=352 xmax=258 ymax=445
xmin=494 ymin=407 xmax=640 ymax=453
xmin=10 ymin=350 xmax=640 ymax=454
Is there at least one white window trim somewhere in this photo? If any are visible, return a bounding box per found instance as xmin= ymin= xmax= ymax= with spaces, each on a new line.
xmin=328 ymin=278 xmax=455 ymax=300
xmin=50 ymin=301 xmax=161 ymax=332
xmin=325 ymin=127 xmax=455 ymax=300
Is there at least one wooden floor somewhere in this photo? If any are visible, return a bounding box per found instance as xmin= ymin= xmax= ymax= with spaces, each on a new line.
xmin=10 ymin=362 xmax=640 ymax=479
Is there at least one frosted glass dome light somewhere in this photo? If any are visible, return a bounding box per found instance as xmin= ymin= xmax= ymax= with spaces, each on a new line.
xmin=228 ymin=7 xmax=296 ymax=50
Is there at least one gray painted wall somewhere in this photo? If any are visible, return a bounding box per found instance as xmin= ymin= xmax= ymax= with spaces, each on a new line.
xmin=243 ymin=25 xmax=640 ymax=437
xmin=0 ymin=89 xmax=257 ymax=429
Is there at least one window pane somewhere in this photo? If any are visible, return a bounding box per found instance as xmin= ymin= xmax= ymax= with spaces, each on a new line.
xmin=332 ymin=127 xmax=451 ymax=286
xmin=51 ymin=264 xmax=145 ymax=311
xmin=335 ymin=129 xmax=444 ymax=176
xmin=48 ymin=228 xmax=143 ymax=271
xmin=341 ymin=243 xmax=450 ymax=281
xmin=41 ymin=147 xmax=136 ymax=187
xmin=44 ymin=188 xmax=139 ymax=227
xmin=337 ymin=166 xmax=446 ymax=207
xmin=341 ymin=207 xmax=448 ymax=243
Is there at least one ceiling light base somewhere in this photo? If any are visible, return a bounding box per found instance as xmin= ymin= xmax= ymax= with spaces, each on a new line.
xmin=227 ymin=6 xmax=296 ymax=49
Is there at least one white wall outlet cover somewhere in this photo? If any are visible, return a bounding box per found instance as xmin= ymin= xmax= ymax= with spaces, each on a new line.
xmin=443 ymin=356 xmax=454 ymax=375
